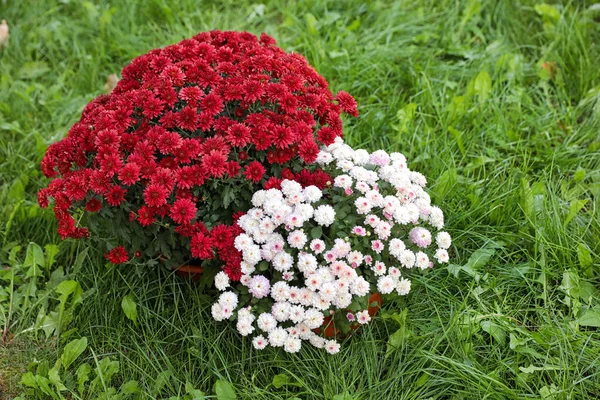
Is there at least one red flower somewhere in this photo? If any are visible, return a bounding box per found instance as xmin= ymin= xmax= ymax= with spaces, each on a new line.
xmin=137 ymin=206 xmax=155 ymax=226
xmin=264 ymin=176 xmax=282 ymax=190
xmin=298 ymin=141 xmax=319 ymax=163
xmin=176 ymin=106 xmax=199 ymax=131
xmin=106 ymin=186 xmax=127 ymax=206
xmin=85 ymin=198 xmax=102 ymax=212
xmin=105 ymin=246 xmax=129 ymax=264
xmin=143 ymin=184 xmax=169 ymax=207
xmin=201 ymin=150 xmax=227 ymax=178
xmin=170 ymin=198 xmax=197 ymax=224
xmin=190 ymin=231 xmax=213 ymax=259
xmin=226 ymin=123 xmax=251 ymax=147
xmin=226 ymin=161 xmax=241 ymax=177
xmin=336 ymin=91 xmax=358 ymax=117
xmin=118 ymin=163 xmax=141 ymax=185
xmin=244 ymin=161 xmax=266 ymax=183
xmin=200 ymin=93 xmax=224 ymax=116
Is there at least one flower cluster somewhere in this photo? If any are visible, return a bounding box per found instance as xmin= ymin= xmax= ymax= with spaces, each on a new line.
xmin=37 ymin=30 xmax=357 ymax=274
xmin=211 ymin=139 xmax=451 ymax=353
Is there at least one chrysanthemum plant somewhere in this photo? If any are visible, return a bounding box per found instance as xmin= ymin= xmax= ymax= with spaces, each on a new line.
xmin=211 ymin=139 xmax=451 ymax=354
xmin=37 ymin=31 xmax=357 ymax=278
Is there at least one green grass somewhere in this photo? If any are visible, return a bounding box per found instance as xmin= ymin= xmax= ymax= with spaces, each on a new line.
xmin=1 ymin=0 xmax=599 ymax=399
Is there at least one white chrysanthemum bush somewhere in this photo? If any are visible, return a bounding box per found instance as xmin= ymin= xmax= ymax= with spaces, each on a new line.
xmin=211 ymin=138 xmax=451 ymax=354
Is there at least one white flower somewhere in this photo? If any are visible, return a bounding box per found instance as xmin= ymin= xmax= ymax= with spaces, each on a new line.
xmin=236 ymin=318 xmax=254 ymax=336
xmin=399 ymin=250 xmax=416 ymax=268
xmin=316 ymin=151 xmax=334 ymax=165
xmin=436 ymin=231 xmax=452 ymax=249
xmin=429 ymin=206 xmax=444 ymax=229
xmin=284 ymin=337 xmax=302 ymax=353
xmin=272 ymin=302 xmax=291 ymax=321
xmin=273 ymin=251 xmax=293 ymax=272
xmin=219 ymin=292 xmax=239 ymax=309
xmin=356 ymin=310 xmax=371 ymax=325
xmin=271 ymin=281 xmax=290 ymax=302
xmin=314 ymin=205 xmax=335 ymax=226
xmin=319 ymin=282 xmax=337 ymax=301
xmin=297 ymin=253 xmax=318 ymax=275
xmin=257 ymin=313 xmax=278 ymax=332
xmin=377 ymin=275 xmax=396 ymax=294
xmin=332 ymin=238 xmax=351 ymax=258
xmin=309 ymin=334 xmax=326 ymax=349
xmin=389 ymin=238 xmax=406 ymax=258
xmin=287 ymin=229 xmax=308 ymax=249
xmin=289 ymin=305 xmax=306 ymax=324
xmin=303 ymin=185 xmax=322 ymax=202
xmin=295 ymin=204 xmax=314 ymax=220
xmin=354 ymin=197 xmax=373 ymax=214
xmin=303 ymin=309 xmax=325 ymax=329
xmin=332 ymin=292 xmax=352 ymax=309
xmin=350 ymin=276 xmax=370 ymax=297
xmin=336 ymin=159 xmax=354 ymax=172
xmin=355 ymin=181 xmax=370 ymax=193
xmin=242 ymin=244 xmax=262 ymax=266
xmin=305 ymin=273 xmax=323 ymax=291
xmin=374 ymin=221 xmax=392 ymax=240
xmin=214 ymin=271 xmax=230 ymax=291
xmin=211 ymin=303 xmax=225 ymax=321
xmin=396 ymin=278 xmax=411 ymax=295
xmin=281 ymin=179 xmax=303 ymax=197
xmin=410 ymin=171 xmax=427 ymax=187
xmin=325 ymin=340 xmax=340 ymax=354
xmin=251 ymin=190 xmax=267 ymax=207
xmin=353 ymin=149 xmax=370 ymax=165
xmin=252 ymin=335 xmax=268 ymax=350
xmin=234 ymin=233 xmax=253 ymax=251
xmin=268 ymin=327 xmax=289 ymax=347
xmin=435 ymin=248 xmax=449 ymax=263
xmin=365 ymin=190 xmax=384 ymax=207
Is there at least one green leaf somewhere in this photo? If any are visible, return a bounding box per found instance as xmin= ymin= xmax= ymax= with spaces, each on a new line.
xmin=465 ymin=247 xmax=495 ymax=271
xmin=55 ymin=280 xmax=78 ymax=297
xmin=185 ymin=381 xmax=206 ymax=399
xmin=61 ymin=337 xmax=88 ymax=370
xmin=121 ymin=295 xmax=138 ymax=325
xmin=579 ymin=306 xmax=600 ymax=327
xmin=535 ymin=3 xmax=560 ymax=22
xmin=272 ymin=374 xmax=290 ymax=389
xmin=305 ymin=13 xmax=318 ymax=35
xmin=76 ymin=363 xmax=92 ymax=395
xmin=19 ymin=61 xmax=50 ymax=79
xmin=480 ymin=320 xmax=506 ymax=343
xmin=24 ymin=242 xmax=45 ymax=277
xmin=20 ymin=372 xmax=39 ymax=388
xmin=577 ymin=243 xmax=592 ymax=269
xmin=214 ymin=379 xmax=236 ymax=400
xmin=48 ymin=366 xmax=67 ymax=391
xmin=120 ymin=380 xmax=142 ymax=394
xmin=473 ymin=70 xmax=492 ymax=103
xmin=573 ymin=168 xmax=585 ymax=183
xmin=565 ymin=199 xmax=588 ymax=226
xmin=333 ymin=391 xmax=356 ymax=400
xmin=310 ymin=226 xmax=322 ymax=239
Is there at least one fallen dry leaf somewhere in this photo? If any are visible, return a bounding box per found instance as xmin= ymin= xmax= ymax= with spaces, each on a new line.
xmin=0 ymin=20 xmax=8 ymax=48
xmin=104 ymin=73 xmax=119 ymax=93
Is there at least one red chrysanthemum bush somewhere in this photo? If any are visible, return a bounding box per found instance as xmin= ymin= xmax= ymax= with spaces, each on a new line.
xmin=38 ymin=30 xmax=357 ymax=279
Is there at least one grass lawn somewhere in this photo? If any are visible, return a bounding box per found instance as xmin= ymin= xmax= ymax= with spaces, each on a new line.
xmin=1 ymin=0 xmax=599 ymax=399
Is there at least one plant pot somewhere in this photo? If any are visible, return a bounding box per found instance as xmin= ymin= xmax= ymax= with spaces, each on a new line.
xmin=315 ymin=292 xmax=383 ymax=338
xmin=173 ymin=264 xmax=204 ymax=281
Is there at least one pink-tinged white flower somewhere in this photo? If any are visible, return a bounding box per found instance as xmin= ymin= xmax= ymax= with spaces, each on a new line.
xmin=282 ymin=271 xmax=295 ymax=281
xmin=436 ymin=231 xmax=451 ymax=249
xmin=396 ymin=278 xmax=411 ymax=295
xmin=374 ymin=221 xmax=392 ymax=240
xmin=388 ymin=267 xmax=401 ymax=280
xmin=240 ymin=274 xmax=252 ymax=286
xmin=285 ymin=213 xmax=304 ymax=228
xmin=249 ymin=208 xmax=264 ymax=219
xmin=336 ymin=159 xmax=354 ymax=172
xmin=365 ymin=214 xmax=380 ymax=227
xmin=399 ymin=249 xmax=416 ymax=268
xmin=233 ymin=233 xmax=253 ymax=251
xmin=287 ymin=229 xmax=308 ymax=249
xmin=333 ymin=238 xmax=351 ymax=258
xmin=356 ymin=310 xmax=371 ymax=324
xmin=371 ymin=240 xmax=384 ymax=253
xmin=377 ymin=275 xmax=396 ymax=294
xmin=364 ymin=255 xmax=373 ymax=265
xmin=299 ymin=289 xmax=314 ymax=306
xmin=372 ymin=261 xmax=386 ymax=276
xmin=312 ymin=295 xmax=331 ymax=311
xmin=214 ymin=271 xmax=230 ymax=291
xmin=248 ymin=276 xmax=270 ymax=298
xmin=305 ymin=274 xmax=323 ymax=291
xmin=284 ymin=337 xmax=302 ymax=353
xmin=316 ymin=151 xmax=334 ymax=165
xmin=354 ymin=197 xmax=373 ymax=214
xmin=324 ymin=250 xmax=337 ymax=263
xmin=288 ymin=287 xmax=302 ymax=303
xmin=347 ymin=250 xmax=364 ymax=266
xmin=352 ymin=226 xmax=367 ymax=236
xmin=435 ymin=248 xmax=450 ymax=263
xmin=347 ymin=312 xmax=355 ymax=322
xmin=344 ymin=187 xmax=354 ymax=196
xmin=415 ymin=251 xmax=430 ymax=270
xmin=369 ymin=150 xmax=391 ymax=166
xmin=298 ymin=323 xmax=312 ymax=339
xmin=325 ymin=340 xmax=341 ymax=354
xmin=333 ymin=174 xmax=353 ymax=189
xmin=340 ymin=267 xmax=357 ymax=281
xmin=268 ymin=327 xmax=289 ymax=347
xmin=258 ymin=217 xmax=275 ymax=234
xmin=252 ymin=335 xmax=269 ymax=350
xmin=355 ymin=181 xmax=370 ymax=193
xmin=310 ymin=239 xmax=326 ymax=254
xmin=289 ymin=305 xmax=306 ymax=323
xmin=314 ymin=205 xmax=335 ymax=226
xmin=330 ymin=260 xmax=347 ymax=277
xmin=319 ymin=282 xmax=337 ymax=301
xmin=410 ymin=227 xmax=432 ymax=248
